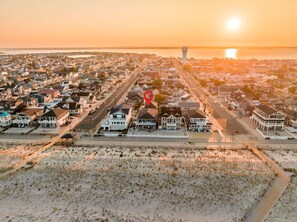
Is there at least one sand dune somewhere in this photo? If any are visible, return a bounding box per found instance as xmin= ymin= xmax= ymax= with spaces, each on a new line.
xmin=0 ymin=146 xmax=275 ymax=222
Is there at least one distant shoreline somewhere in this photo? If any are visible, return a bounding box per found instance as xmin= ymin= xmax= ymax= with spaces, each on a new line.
xmin=1 ymin=46 xmax=297 ymax=50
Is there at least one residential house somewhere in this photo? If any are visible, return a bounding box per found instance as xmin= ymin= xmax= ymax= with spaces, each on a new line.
xmin=56 ymin=102 xmax=83 ymax=116
xmin=0 ymin=112 xmax=11 ymax=127
xmin=228 ymin=92 xmax=253 ymax=116
xmin=18 ymin=96 xmax=39 ymax=108
xmin=39 ymin=108 xmax=70 ymax=128
xmin=178 ymin=101 xmax=200 ymax=111
xmin=71 ymin=92 xmax=96 ymax=104
xmin=142 ymin=71 xmax=159 ymax=80
xmin=29 ymin=93 xmax=52 ymax=105
xmin=218 ymin=86 xmax=239 ymax=100
xmin=251 ymin=105 xmax=285 ymax=131
xmin=102 ymin=104 xmax=132 ymax=131
xmin=184 ymin=110 xmax=212 ymax=132
xmin=160 ymin=106 xmax=183 ymax=130
xmin=125 ymin=92 xmax=143 ymax=107
xmin=144 ymin=101 xmax=158 ymax=109
xmin=13 ymin=108 xmax=44 ymax=128
xmin=0 ymin=100 xmax=24 ymax=113
xmin=135 ymin=108 xmax=158 ymax=130
xmin=40 ymin=89 xmax=60 ymax=99
xmin=62 ymin=96 xmax=88 ymax=108
xmin=282 ymin=108 xmax=297 ymax=129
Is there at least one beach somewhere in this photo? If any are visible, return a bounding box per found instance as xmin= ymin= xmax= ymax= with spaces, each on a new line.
xmin=0 ymin=145 xmax=275 ymax=221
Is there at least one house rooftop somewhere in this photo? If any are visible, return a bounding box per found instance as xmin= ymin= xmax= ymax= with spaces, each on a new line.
xmin=137 ymin=108 xmax=158 ymax=120
xmin=42 ymin=108 xmax=68 ymax=119
xmin=0 ymin=112 xmax=10 ymax=117
xmin=256 ymin=104 xmax=279 ymax=115
xmin=22 ymin=108 xmax=44 ymax=117
xmin=110 ymin=103 xmax=131 ymax=115
xmin=160 ymin=106 xmax=181 ymax=117
xmin=185 ymin=110 xmax=206 ymax=119
xmin=283 ymin=108 xmax=297 ymax=119
xmin=178 ymin=101 xmax=200 ymax=109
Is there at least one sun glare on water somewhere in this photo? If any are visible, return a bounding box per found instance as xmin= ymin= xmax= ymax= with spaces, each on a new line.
xmin=225 ymin=48 xmax=237 ymax=59
xmin=227 ymin=18 xmax=241 ymax=30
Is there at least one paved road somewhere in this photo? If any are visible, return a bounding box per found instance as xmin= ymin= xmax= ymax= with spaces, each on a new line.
xmin=176 ymin=62 xmax=248 ymax=136
xmin=73 ymin=64 xmax=147 ymax=132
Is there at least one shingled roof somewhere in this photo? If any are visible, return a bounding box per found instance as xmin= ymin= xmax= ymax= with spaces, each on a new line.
xmin=185 ymin=110 xmax=206 ymax=119
xmin=41 ymin=108 xmax=69 ymax=120
xmin=110 ymin=104 xmax=131 ymax=115
xmin=137 ymin=108 xmax=158 ymax=120
xmin=256 ymin=105 xmax=278 ymax=115
xmin=160 ymin=106 xmax=181 ymax=117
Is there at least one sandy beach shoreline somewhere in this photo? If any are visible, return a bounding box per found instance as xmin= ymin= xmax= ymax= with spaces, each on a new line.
xmin=0 ymin=144 xmax=276 ymax=222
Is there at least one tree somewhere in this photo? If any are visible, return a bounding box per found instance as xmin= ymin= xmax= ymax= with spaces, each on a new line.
xmin=183 ymin=64 xmax=191 ymax=72
xmin=210 ymin=79 xmax=224 ymax=86
xmin=155 ymin=93 xmax=166 ymax=104
xmin=199 ymin=79 xmax=207 ymax=87
xmin=152 ymin=78 xmax=162 ymax=89
xmin=288 ymin=86 xmax=296 ymax=94
xmin=253 ymin=93 xmax=260 ymax=100
xmin=99 ymin=73 xmax=108 ymax=79
xmin=241 ymin=85 xmax=253 ymax=94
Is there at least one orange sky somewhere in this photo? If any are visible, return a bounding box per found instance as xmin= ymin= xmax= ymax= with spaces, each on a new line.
xmin=1 ymin=0 xmax=297 ymax=48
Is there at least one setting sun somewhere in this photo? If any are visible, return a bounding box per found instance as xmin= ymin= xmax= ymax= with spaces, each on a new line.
xmin=227 ymin=18 xmax=241 ymax=30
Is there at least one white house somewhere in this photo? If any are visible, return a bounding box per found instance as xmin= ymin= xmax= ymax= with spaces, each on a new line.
xmin=102 ymin=104 xmax=132 ymax=131
xmin=13 ymin=108 xmax=44 ymax=128
xmin=39 ymin=108 xmax=70 ymax=128
xmin=184 ymin=110 xmax=212 ymax=132
xmin=0 ymin=112 xmax=11 ymax=127
xmin=160 ymin=106 xmax=183 ymax=130
xmin=251 ymin=105 xmax=285 ymax=131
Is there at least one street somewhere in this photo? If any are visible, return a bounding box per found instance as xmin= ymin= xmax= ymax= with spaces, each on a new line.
xmin=73 ymin=63 xmax=147 ymax=132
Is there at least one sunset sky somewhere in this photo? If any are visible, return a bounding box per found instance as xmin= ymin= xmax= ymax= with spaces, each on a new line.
xmin=1 ymin=0 xmax=297 ymax=48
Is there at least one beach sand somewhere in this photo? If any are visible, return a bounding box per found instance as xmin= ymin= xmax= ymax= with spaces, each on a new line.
xmin=0 ymin=146 xmax=275 ymax=222
xmin=263 ymin=149 xmax=297 ymax=222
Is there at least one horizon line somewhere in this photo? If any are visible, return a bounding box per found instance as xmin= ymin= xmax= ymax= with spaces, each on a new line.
xmin=1 ymin=46 xmax=297 ymax=50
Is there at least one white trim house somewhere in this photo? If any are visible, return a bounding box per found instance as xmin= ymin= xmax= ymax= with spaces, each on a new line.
xmin=0 ymin=112 xmax=11 ymax=127
xmin=39 ymin=108 xmax=70 ymax=128
xmin=184 ymin=110 xmax=212 ymax=132
xmin=251 ymin=105 xmax=285 ymax=131
xmin=13 ymin=108 xmax=44 ymax=128
xmin=160 ymin=106 xmax=183 ymax=130
xmin=103 ymin=104 xmax=132 ymax=131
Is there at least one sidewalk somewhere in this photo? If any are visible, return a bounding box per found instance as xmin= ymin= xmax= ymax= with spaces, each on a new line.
xmin=127 ymin=128 xmax=189 ymax=138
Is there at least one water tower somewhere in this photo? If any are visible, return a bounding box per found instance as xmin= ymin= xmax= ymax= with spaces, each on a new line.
xmin=181 ymin=47 xmax=188 ymax=64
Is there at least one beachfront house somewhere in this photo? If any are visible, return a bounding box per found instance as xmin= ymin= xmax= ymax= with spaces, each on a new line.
xmin=135 ymin=108 xmax=158 ymax=130
xmin=39 ymin=108 xmax=70 ymax=128
xmin=160 ymin=106 xmax=183 ymax=130
xmin=0 ymin=100 xmax=24 ymax=113
xmin=251 ymin=104 xmax=285 ymax=131
xmin=0 ymin=111 xmax=12 ymax=127
xmin=184 ymin=110 xmax=212 ymax=132
xmin=102 ymin=104 xmax=132 ymax=131
xmin=12 ymin=108 xmax=44 ymax=128
xmin=282 ymin=108 xmax=297 ymax=129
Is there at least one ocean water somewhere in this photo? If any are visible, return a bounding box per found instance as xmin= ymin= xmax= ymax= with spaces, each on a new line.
xmin=1 ymin=47 xmax=297 ymax=60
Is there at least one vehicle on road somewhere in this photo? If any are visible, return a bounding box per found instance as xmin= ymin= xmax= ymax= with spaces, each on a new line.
xmin=89 ymin=110 xmax=95 ymax=115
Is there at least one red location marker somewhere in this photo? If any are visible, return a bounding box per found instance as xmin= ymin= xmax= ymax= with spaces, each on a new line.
xmin=144 ymin=90 xmax=154 ymax=106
